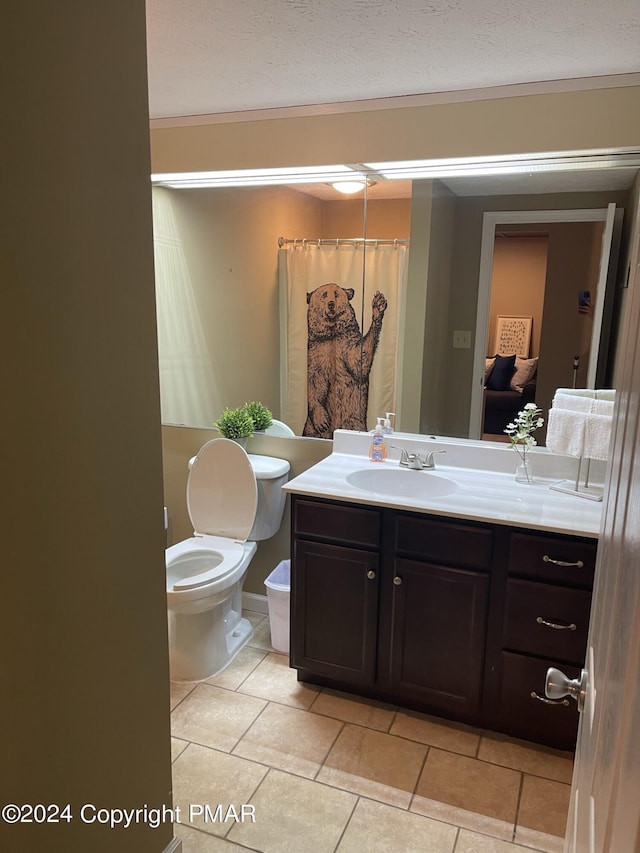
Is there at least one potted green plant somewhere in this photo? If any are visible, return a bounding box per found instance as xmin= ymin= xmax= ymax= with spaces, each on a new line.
xmin=243 ymin=400 xmax=273 ymax=432
xmin=214 ymin=406 xmax=254 ymax=446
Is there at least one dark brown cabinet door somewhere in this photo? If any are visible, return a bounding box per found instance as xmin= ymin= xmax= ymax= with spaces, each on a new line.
xmin=291 ymin=539 xmax=379 ymax=686
xmin=388 ymin=558 xmax=490 ymax=722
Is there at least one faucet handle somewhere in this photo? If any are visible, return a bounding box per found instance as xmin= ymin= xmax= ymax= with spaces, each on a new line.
xmin=424 ymin=450 xmax=446 ymax=469
xmin=391 ymin=445 xmax=410 ymax=466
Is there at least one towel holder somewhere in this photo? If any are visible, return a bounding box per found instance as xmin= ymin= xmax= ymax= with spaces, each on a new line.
xmin=549 ymin=456 xmax=604 ymax=502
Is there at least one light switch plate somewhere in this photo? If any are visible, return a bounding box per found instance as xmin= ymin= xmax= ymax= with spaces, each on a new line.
xmin=453 ymin=330 xmax=471 ymax=349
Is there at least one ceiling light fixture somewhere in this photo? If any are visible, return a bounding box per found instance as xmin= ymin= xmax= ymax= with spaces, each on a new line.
xmin=331 ymin=178 xmax=376 ymax=195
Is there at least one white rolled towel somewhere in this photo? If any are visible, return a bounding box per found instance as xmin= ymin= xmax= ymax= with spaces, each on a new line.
xmin=553 ymin=392 xmax=593 ymax=413
xmin=584 ymin=413 xmax=613 ymax=461
xmin=546 ymin=408 xmax=586 ymax=457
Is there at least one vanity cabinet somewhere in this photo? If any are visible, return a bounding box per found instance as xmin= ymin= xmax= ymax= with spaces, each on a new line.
xmin=493 ymin=531 xmax=596 ymax=750
xmin=290 ymin=495 xmax=596 ymax=750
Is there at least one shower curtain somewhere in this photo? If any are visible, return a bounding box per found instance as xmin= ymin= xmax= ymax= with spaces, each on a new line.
xmin=279 ymin=240 xmax=408 ymax=437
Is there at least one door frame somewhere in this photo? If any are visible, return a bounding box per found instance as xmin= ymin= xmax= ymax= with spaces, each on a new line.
xmin=469 ymin=207 xmax=615 ymax=439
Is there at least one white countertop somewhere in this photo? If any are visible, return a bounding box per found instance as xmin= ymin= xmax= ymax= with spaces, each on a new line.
xmin=282 ymin=430 xmax=604 ymax=538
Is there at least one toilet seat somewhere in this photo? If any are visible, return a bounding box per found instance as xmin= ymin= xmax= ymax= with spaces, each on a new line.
xmin=168 ymin=439 xmax=258 ymax=593
xmin=168 ymin=537 xmax=245 ymax=591
xmin=187 ymin=438 xmax=258 ymax=541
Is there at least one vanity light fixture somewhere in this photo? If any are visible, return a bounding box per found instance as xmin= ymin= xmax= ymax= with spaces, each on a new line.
xmin=364 ymin=149 xmax=640 ymax=181
xmin=151 ymin=164 xmax=361 ymax=189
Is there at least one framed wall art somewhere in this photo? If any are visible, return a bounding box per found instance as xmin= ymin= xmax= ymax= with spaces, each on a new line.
xmin=493 ymin=315 xmax=532 ymax=357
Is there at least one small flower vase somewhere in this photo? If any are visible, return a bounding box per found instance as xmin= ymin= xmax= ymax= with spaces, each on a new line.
xmin=231 ymin=437 xmax=249 ymax=449
xmin=515 ymin=457 xmax=533 ymax=484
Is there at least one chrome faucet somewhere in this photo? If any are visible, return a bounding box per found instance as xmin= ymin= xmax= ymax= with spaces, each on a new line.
xmin=394 ymin=447 xmax=446 ymax=470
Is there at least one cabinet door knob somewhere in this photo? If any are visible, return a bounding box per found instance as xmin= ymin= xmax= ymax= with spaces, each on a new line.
xmin=393 ymin=576 xmax=402 ymax=586
xmin=543 ymin=555 xmax=584 ymax=568
xmin=367 ymin=570 xmax=376 ymax=580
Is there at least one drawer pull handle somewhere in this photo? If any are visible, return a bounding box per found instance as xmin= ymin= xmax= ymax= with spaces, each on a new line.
xmin=543 ymin=555 xmax=584 ymax=568
xmin=530 ymin=691 xmax=570 ymax=707
xmin=536 ymin=616 xmax=577 ymax=631
xmin=393 ymin=576 xmax=403 ymax=586
xmin=367 ymin=570 xmax=376 ymax=580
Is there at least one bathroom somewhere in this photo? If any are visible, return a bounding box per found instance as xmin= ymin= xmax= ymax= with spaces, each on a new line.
xmin=157 ymin=136 xmax=638 ymax=853
xmin=7 ymin=11 xmax=640 ymax=851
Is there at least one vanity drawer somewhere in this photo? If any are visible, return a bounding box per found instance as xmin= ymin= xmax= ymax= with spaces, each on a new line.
xmin=293 ymin=498 xmax=381 ymax=548
xmin=508 ymin=532 xmax=596 ymax=587
xmin=503 ymin=578 xmax=591 ymax=664
xmin=394 ymin=513 xmax=493 ymax=570
xmin=499 ymin=651 xmax=580 ymax=750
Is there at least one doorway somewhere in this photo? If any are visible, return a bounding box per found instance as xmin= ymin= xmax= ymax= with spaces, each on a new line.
xmin=470 ymin=205 xmax=621 ymax=441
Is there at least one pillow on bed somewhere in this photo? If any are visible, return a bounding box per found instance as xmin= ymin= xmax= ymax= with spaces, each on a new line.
xmin=486 ymin=353 xmax=516 ymax=391
xmin=510 ymin=356 xmax=538 ymax=392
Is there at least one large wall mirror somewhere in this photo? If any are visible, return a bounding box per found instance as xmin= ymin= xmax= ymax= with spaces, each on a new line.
xmin=152 ymin=152 xmax=640 ymax=446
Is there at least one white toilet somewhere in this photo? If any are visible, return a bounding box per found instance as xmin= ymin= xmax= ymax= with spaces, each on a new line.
xmin=166 ymin=438 xmax=289 ymax=682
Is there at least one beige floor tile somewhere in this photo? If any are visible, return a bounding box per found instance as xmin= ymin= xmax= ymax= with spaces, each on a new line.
xmin=238 ymin=652 xmax=321 ymax=709
xmin=172 ymin=737 xmax=189 ymax=763
xmin=390 ymin=710 xmax=480 ymax=756
xmin=513 ymin=826 xmax=565 ymax=853
xmin=411 ymin=797 xmax=515 ymax=843
xmin=310 ymin=688 xmax=397 ymax=732
xmin=478 ymin=734 xmax=573 ymax=784
xmin=172 ymin=743 xmax=267 ymax=838
xmin=170 ymin=680 xmax=197 ymax=710
xmin=414 ymin=749 xmax=521 ymax=826
xmin=228 ymin=768 xmax=357 ymax=852
xmin=517 ymin=775 xmax=570 ymax=838
xmin=455 ymin=829 xmax=534 ymax=852
xmin=233 ymin=701 xmax=343 ymax=778
xmin=246 ymin=616 xmax=277 ymax=652
xmin=171 ymin=683 xmax=267 ymax=752
xmin=243 ymin=608 xmax=268 ymax=627
xmin=174 ymin=822 xmax=248 ymax=851
xmin=317 ymin=723 xmax=427 ymax=808
xmin=337 ymin=797 xmax=457 ymax=853
xmin=205 ymin=645 xmax=267 ymax=691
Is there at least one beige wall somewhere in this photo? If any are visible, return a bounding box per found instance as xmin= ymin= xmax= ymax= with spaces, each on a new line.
xmin=4 ymin=5 xmax=173 ymax=853
xmin=150 ymin=86 xmax=640 ymax=173
xmin=154 ymin=184 xmax=323 ymax=425
xmin=489 ymin=236 xmax=548 ymax=358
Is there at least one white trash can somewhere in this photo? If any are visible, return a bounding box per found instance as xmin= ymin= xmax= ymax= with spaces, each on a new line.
xmin=264 ymin=559 xmax=291 ymax=653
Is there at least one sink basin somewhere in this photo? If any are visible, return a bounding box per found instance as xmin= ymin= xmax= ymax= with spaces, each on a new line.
xmin=346 ymin=467 xmax=459 ymax=499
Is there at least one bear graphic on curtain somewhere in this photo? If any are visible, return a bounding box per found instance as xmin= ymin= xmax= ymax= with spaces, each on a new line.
xmin=302 ymin=283 xmax=387 ymax=439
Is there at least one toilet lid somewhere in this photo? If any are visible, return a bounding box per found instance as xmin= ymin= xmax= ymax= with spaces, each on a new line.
xmin=186 ymin=439 xmax=258 ymax=541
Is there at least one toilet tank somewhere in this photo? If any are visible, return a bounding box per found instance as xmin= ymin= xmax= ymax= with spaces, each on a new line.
xmin=247 ymin=454 xmax=290 ymax=541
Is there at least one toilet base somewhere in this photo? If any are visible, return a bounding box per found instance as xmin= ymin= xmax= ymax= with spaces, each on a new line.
xmin=168 ymin=591 xmax=254 ymax=682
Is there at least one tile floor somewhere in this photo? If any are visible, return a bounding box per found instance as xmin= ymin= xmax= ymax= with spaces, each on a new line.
xmin=170 ymin=610 xmax=573 ymax=853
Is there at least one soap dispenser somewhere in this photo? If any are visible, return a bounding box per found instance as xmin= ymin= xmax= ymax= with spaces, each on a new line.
xmin=383 ymin=412 xmax=395 ymax=434
xmin=369 ymin=418 xmax=387 ymax=462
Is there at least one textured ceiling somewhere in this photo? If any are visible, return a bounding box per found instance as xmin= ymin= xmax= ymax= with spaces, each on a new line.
xmin=145 ymin=0 xmax=640 ymax=120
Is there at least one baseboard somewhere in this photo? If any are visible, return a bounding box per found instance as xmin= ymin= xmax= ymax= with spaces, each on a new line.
xmin=243 ymin=591 xmax=269 ymax=615
xmin=163 ymin=837 xmax=182 ymax=853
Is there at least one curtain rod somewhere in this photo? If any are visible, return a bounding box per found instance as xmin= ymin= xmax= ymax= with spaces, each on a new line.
xmin=278 ymin=237 xmax=409 ymax=248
